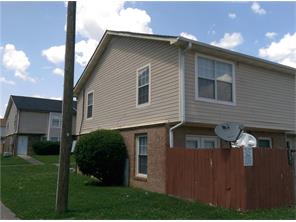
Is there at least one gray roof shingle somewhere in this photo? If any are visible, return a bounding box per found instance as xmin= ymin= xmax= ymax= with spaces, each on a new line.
xmin=11 ymin=95 xmax=77 ymax=113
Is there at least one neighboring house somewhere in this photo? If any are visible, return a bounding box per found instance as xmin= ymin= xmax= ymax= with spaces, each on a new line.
xmin=73 ymin=30 xmax=296 ymax=194
xmin=0 ymin=118 xmax=6 ymax=154
xmin=3 ymin=95 xmax=77 ymax=155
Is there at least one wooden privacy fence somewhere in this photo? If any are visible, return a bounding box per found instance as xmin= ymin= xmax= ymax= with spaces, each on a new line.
xmin=166 ymin=148 xmax=294 ymax=210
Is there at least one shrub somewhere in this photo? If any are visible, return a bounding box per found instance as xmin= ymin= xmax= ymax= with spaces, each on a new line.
xmin=32 ymin=141 xmax=60 ymax=155
xmin=75 ymin=129 xmax=127 ymax=186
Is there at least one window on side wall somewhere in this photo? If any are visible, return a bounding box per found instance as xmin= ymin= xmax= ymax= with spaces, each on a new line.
xmin=87 ymin=91 xmax=94 ymax=119
xmin=135 ymin=134 xmax=148 ymax=177
xmin=51 ymin=116 xmax=61 ymax=128
xmin=137 ymin=65 xmax=150 ymax=106
xmin=258 ymin=137 xmax=272 ymax=148
xmin=196 ymin=56 xmax=234 ymax=103
xmin=185 ymin=135 xmax=219 ymax=149
xmin=50 ymin=137 xmax=60 ymax=142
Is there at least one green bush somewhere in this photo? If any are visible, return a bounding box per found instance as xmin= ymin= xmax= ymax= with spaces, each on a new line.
xmin=75 ymin=129 xmax=127 ymax=186
xmin=32 ymin=141 xmax=60 ymax=155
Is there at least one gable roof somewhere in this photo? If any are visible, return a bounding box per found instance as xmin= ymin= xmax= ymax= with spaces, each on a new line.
xmin=73 ymin=30 xmax=296 ymax=95
xmin=4 ymin=95 xmax=77 ymax=119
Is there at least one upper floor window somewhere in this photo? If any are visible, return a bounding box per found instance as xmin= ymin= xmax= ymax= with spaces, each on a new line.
xmin=186 ymin=135 xmax=219 ymax=149
xmin=137 ymin=65 xmax=150 ymax=106
xmin=196 ymin=56 xmax=234 ymax=103
xmin=51 ymin=116 xmax=61 ymax=128
xmin=87 ymin=91 xmax=94 ymax=119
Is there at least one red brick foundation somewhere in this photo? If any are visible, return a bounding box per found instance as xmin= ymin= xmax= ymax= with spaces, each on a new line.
xmin=120 ymin=124 xmax=168 ymax=193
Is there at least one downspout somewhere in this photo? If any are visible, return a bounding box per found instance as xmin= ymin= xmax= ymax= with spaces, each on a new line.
xmin=169 ymin=41 xmax=192 ymax=148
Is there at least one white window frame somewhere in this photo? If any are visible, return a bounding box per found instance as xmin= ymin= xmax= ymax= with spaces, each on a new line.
xmin=258 ymin=137 xmax=272 ymax=148
xmin=136 ymin=64 xmax=151 ymax=108
xmin=185 ymin=135 xmax=220 ymax=149
xmin=86 ymin=90 xmax=94 ymax=120
xmin=135 ymin=134 xmax=148 ymax=178
xmin=195 ymin=53 xmax=236 ymax=106
xmin=51 ymin=115 xmax=61 ymax=128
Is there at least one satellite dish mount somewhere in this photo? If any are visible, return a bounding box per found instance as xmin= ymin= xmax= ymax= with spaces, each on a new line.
xmin=215 ymin=122 xmax=257 ymax=166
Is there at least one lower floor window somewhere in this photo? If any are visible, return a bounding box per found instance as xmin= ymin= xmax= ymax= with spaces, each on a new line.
xmin=258 ymin=137 xmax=272 ymax=148
xmin=50 ymin=137 xmax=60 ymax=142
xmin=136 ymin=134 xmax=148 ymax=177
xmin=186 ymin=135 xmax=219 ymax=149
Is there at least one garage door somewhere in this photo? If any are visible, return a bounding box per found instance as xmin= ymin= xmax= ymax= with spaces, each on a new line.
xmin=17 ymin=136 xmax=28 ymax=155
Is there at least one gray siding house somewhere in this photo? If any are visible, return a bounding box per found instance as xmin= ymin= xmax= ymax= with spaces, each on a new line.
xmin=3 ymin=95 xmax=76 ymax=155
xmin=74 ymin=30 xmax=296 ymax=193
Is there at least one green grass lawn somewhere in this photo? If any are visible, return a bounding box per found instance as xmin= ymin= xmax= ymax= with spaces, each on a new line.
xmin=32 ymin=154 xmax=76 ymax=165
xmin=1 ymin=156 xmax=295 ymax=219
xmin=1 ymin=156 xmax=29 ymax=166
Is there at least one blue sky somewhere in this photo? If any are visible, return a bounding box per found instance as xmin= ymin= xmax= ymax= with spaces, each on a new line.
xmin=1 ymin=1 xmax=296 ymax=117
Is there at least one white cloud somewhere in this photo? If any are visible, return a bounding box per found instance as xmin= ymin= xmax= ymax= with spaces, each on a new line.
xmin=228 ymin=13 xmax=236 ymax=19
xmin=207 ymin=24 xmax=216 ymax=36
xmin=259 ymin=32 xmax=296 ymax=68
xmin=43 ymin=39 xmax=98 ymax=68
xmin=265 ymin=32 xmax=277 ymax=39
xmin=50 ymin=97 xmax=62 ymax=100
xmin=251 ymin=2 xmax=266 ymax=15
xmin=53 ymin=68 xmax=64 ymax=76
xmin=75 ymin=39 xmax=99 ymax=66
xmin=42 ymin=45 xmax=65 ymax=65
xmin=76 ymin=0 xmax=152 ymax=40
xmin=211 ymin=32 xmax=244 ymax=50
xmin=180 ymin=32 xmax=198 ymax=41
xmin=32 ymin=95 xmax=62 ymax=100
xmin=2 ymin=44 xmax=35 ymax=82
xmin=0 ymin=76 xmax=15 ymax=85
xmin=43 ymin=1 xmax=153 ymax=69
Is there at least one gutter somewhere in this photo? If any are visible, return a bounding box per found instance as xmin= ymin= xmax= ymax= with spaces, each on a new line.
xmin=169 ymin=41 xmax=192 ymax=148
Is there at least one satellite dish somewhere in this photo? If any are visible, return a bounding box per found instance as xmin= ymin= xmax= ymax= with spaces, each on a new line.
xmin=215 ymin=122 xmax=257 ymax=149
xmin=231 ymin=133 xmax=257 ymax=148
xmin=215 ymin=122 xmax=244 ymax=142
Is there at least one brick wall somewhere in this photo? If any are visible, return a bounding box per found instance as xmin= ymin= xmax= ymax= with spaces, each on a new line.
xmin=3 ymin=134 xmax=16 ymax=155
xmin=120 ymin=124 xmax=168 ymax=194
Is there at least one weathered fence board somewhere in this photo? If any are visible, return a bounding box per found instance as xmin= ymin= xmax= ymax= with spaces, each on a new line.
xmin=166 ymin=148 xmax=294 ymax=210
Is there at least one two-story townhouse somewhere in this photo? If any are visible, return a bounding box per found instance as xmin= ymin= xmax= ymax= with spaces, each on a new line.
xmin=74 ymin=30 xmax=296 ymax=194
xmin=3 ymin=95 xmax=77 ymax=155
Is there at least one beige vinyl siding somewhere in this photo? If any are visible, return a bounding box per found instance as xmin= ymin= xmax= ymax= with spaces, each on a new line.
xmin=185 ymin=51 xmax=296 ymax=131
xmin=18 ymin=111 xmax=49 ymax=134
xmin=5 ymin=103 xmax=18 ymax=136
xmin=76 ymin=36 xmax=179 ymax=134
xmin=76 ymin=93 xmax=84 ymax=134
